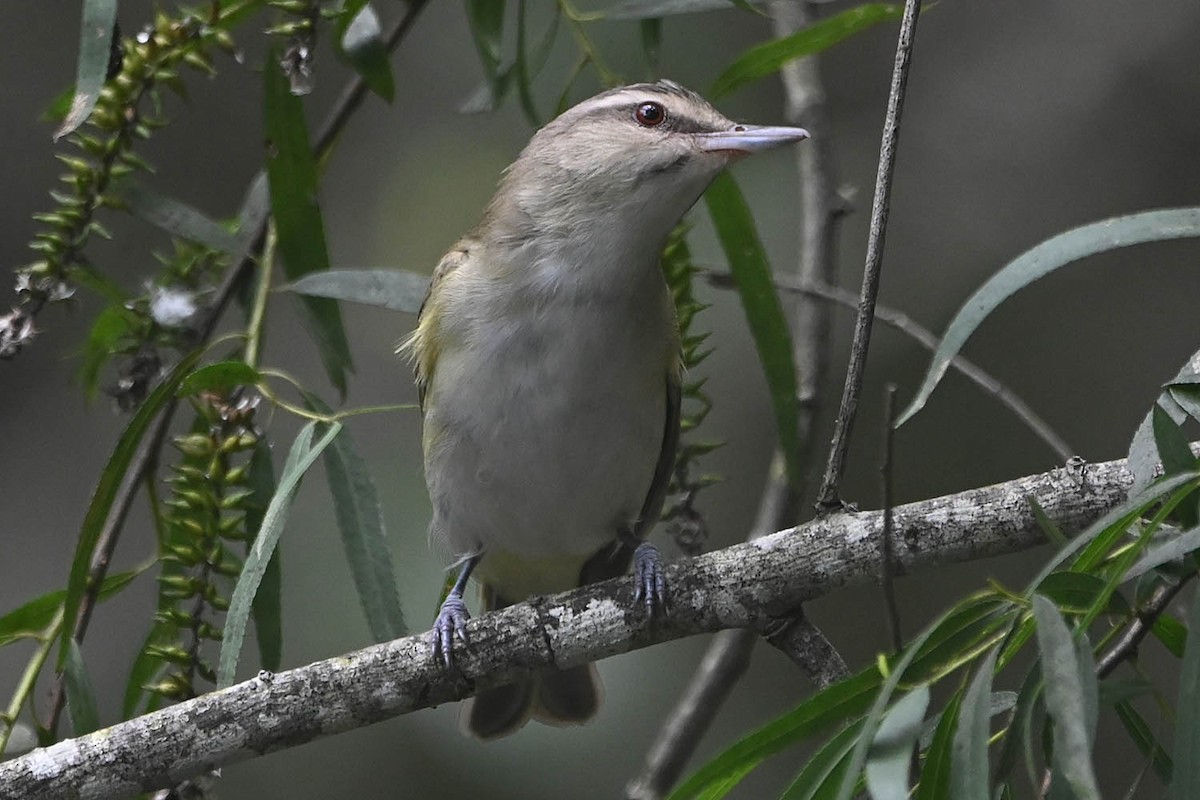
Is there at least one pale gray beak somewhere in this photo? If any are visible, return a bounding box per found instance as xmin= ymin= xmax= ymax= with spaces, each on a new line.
xmin=695 ymin=125 xmax=810 ymax=154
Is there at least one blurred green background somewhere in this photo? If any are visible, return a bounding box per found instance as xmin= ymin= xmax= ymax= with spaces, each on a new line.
xmin=4 ymin=1 xmax=1200 ymax=797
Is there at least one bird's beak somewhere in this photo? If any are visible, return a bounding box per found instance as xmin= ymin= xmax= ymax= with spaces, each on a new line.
xmin=695 ymin=125 xmax=810 ymax=155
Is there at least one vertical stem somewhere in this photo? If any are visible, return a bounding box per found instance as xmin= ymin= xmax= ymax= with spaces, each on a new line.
xmin=816 ymin=0 xmax=922 ymax=510
xmin=244 ymin=222 xmax=276 ymax=370
xmin=880 ymin=383 xmax=902 ymax=652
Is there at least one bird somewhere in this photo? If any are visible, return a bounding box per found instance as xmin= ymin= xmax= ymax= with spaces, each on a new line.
xmin=402 ymin=79 xmax=808 ymax=739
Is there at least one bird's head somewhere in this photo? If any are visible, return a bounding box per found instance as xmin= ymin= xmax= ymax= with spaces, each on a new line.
xmin=491 ymin=80 xmax=809 ymax=251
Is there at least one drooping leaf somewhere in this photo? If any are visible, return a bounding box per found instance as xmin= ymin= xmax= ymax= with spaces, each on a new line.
xmin=950 ymin=649 xmax=997 ymax=800
xmin=1127 ymin=349 xmax=1200 ymax=493
xmin=1124 ymin=527 xmax=1200 ymax=583
xmin=263 ymin=49 xmax=354 ymax=396
xmin=669 ymin=669 xmax=881 ymax=800
xmin=1036 ymin=571 xmax=1129 ymax=616
xmin=1114 ymin=700 xmax=1172 ymax=785
xmin=114 ymin=182 xmax=242 ymax=255
xmin=55 ymin=0 xmax=119 ymax=140
xmin=245 ymin=440 xmax=283 ymax=671
xmin=865 ymin=686 xmax=930 ymax=800
xmin=467 ymin=0 xmax=505 ymax=101
xmin=78 ymin=305 xmax=138 ymax=399
xmin=608 ymin=0 xmax=761 ymax=19
xmin=64 ymin=640 xmax=100 ymax=737
xmin=1152 ymin=612 xmax=1187 ymax=658
xmin=992 ymin=662 xmax=1042 ymax=792
xmin=176 ymin=361 xmax=262 ymax=398
xmin=304 ymin=394 xmax=406 ymax=641
xmin=218 ymin=421 xmax=342 ymax=687
xmin=283 ymin=268 xmax=429 ymax=313
xmin=1032 ymin=595 xmax=1100 ymax=800
xmin=781 ymin=720 xmax=865 ymax=800
xmin=704 ymin=172 xmax=800 ymax=488
xmin=338 ymin=2 xmax=394 ymax=102
xmin=898 ymin=208 xmax=1200 ymax=427
xmin=711 ymin=4 xmax=904 ymax=97
xmin=59 ymin=351 xmax=202 ymax=667
xmin=914 ymin=688 xmax=962 ymax=800
xmin=1168 ymin=588 xmax=1200 ymax=799
xmin=0 ymin=568 xmax=143 ymax=648
xmin=1152 ymin=404 xmax=1200 ymax=528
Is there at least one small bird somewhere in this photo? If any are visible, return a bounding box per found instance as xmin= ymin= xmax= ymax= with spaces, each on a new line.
xmin=403 ymin=80 xmax=807 ymax=739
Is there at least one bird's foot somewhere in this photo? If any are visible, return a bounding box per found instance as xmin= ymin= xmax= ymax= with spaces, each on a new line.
xmin=431 ymin=595 xmax=472 ymax=669
xmin=632 ymin=541 xmax=668 ymax=616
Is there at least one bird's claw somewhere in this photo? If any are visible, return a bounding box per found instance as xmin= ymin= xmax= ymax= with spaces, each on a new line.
xmin=632 ymin=541 xmax=668 ymax=616
xmin=431 ymin=595 xmax=472 ymax=669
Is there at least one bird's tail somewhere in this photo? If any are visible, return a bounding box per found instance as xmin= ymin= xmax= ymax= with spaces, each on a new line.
xmin=460 ymin=585 xmax=603 ymax=739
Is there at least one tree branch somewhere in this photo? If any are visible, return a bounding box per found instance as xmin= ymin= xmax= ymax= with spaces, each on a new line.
xmin=1 ymin=452 xmax=1146 ymax=800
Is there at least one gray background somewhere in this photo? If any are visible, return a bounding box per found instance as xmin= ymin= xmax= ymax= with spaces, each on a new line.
xmin=3 ymin=1 xmax=1200 ymax=797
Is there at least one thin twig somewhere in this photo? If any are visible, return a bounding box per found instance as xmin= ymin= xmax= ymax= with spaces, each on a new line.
xmin=880 ymin=383 xmax=902 ymax=652
xmin=1096 ymin=575 xmax=1194 ymax=679
xmin=817 ymin=0 xmax=923 ymax=510
xmin=627 ymin=4 xmax=846 ymax=795
xmin=40 ymin=0 xmax=431 ymax=736
xmin=704 ymin=270 xmax=1074 ymax=462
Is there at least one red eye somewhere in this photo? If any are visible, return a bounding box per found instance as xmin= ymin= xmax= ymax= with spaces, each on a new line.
xmin=635 ymin=102 xmax=666 ymax=127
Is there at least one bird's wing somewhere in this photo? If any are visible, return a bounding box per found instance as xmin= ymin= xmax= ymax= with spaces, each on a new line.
xmin=401 ymin=245 xmax=470 ymax=414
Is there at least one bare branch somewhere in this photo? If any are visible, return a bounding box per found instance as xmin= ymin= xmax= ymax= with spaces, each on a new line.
xmin=818 ymin=0 xmax=923 ymax=509
xmin=1 ymin=451 xmax=1147 ymax=800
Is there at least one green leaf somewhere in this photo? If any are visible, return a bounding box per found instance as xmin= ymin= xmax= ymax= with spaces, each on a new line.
xmin=1036 ymin=571 xmax=1129 ymax=616
xmin=669 ymin=669 xmax=881 ymax=800
xmin=78 ymin=305 xmax=139 ymax=400
xmin=245 ymin=440 xmax=283 ymax=671
xmin=1152 ymin=612 xmax=1186 ymax=658
xmin=950 ymin=649 xmax=997 ymax=800
xmin=1153 ymin=405 xmax=1200 ymax=528
xmin=608 ymin=0 xmax=760 ymax=19
xmin=865 ymin=686 xmax=929 ymax=800
xmin=218 ymin=421 xmax=342 ymax=687
xmin=1168 ymin=587 xmax=1200 ymax=799
xmin=63 ymin=640 xmax=100 ymax=736
xmin=263 ymin=49 xmax=354 ymax=396
xmin=992 ymin=662 xmax=1042 ymax=792
xmin=914 ymin=689 xmax=962 ymax=800
xmin=898 ymin=208 xmax=1200 ymax=427
xmin=467 ymin=0 xmax=505 ymax=99
xmin=1114 ymin=700 xmax=1172 ymax=785
xmin=711 ymin=4 xmax=903 ymax=97
xmin=59 ymin=351 xmax=202 ymax=668
xmin=1124 ymin=527 xmax=1200 ymax=583
xmin=704 ymin=172 xmax=800 ymax=487
xmin=1127 ymin=350 xmax=1200 ymax=493
xmin=781 ymin=720 xmax=865 ymax=800
xmin=0 ymin=568 xmax=143 ymax=648
xmin=177 ymin=361 xmax=262 ymax=397
xmin=123 ymin=620 xmax=171 ymax=719
xmin=904 ymin=594 xmax=1011 ymax=682
xmin=338 ymin=2 xmax=394 ymax=102
xmin=283 ymin=268 xmax=429 ymax=313
xmin=113 ymin=182 xmax=242 ymax=255
xmin=1032 ymin=595 xmax=1100 ymax=800
xmin=54 ymin=0 xmax=119 ymax=140
xmin=304 ymin=394 xmax=406 ymax=642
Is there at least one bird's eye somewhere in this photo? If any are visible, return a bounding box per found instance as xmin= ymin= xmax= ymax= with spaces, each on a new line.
xmin=635 ymin=102 xmax=666 ymax=127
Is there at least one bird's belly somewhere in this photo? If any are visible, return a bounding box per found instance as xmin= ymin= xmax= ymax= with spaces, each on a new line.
xmin=424 ymin=303 xmax=669 ymax=594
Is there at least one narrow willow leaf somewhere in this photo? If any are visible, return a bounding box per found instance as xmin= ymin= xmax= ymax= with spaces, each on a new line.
xmin=898 ymin=208 xmax=1200 ymax=427
xmin=339 ymin=2 xmax=394 ymax=102
xmin=711 ymin=4 xmax=903 ymax=97
xmin=915 ymin=689 xmax=963 ymax=800
xmin=64 ymin=640 xmax=100 ymax=736
xmin=1114 ymin=700 xmax=1172 ymax=785
xmin=1036 ymin=571 xmax=1129 ymax=616
xmin=1029 ymin=498 xmax=1067 ymax=547
xmin=1127 ymin=349 xmax=1200 ymax=493
xmin=1152 ymin=405 xmax=1200 ymax=528
xmin=951 ymin=649 xmax=997 ymax=800
xmin=263 ymin=49 xmax=354 ymax=396
xmin=55 ymin=0 xmax=118 ymax=140
xmin=782 ymin=720 xmax=865 ymax=800
xmin=904 ymin=595 xmax=1011 ymax=682
xmin=1032 ymin=595 xmax=1100 ymax=800
xmin=467 ymin=0 xmax=505 ymax=99
xmin=1167 ymin=588 xmax=1200 ymax=799
xmin=59 ymin=351 xmax=202 ymax=667
xmin=218 ymin=422 xmax=341 ymax=687
xmin=176 ymin=361 xmax=262 ymax=398
xmin=704 ymin=172 xmax=800 ymax=487
xmin=609 ymin=0 xmax=759 ymax=17
xmin=246 ymin=440 xmax=283 ymax=671
xmin=1152 ymin=612 xmax=1186 ymax=658
xmin=865 ymin=686 xmax=930 ymax=800
xmin=79 ymin=304 xmax=138 ymax=400
xmin=114 ymin=182 xmax=241 ymax=255
xmin=1124 ymin=527 xmax=1200 ymax=583
xmin=283 ymin=269 xmax=429 ymax=314
xmin=0 ymin=568 xmax=141 ymax=648
xmin=123 ymin=620 xmax=172 ymax=719
xmin=305 ymin=394 xmax=406 ymax=641
xmin=669 ymin=670 xmax=881 ymax=800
